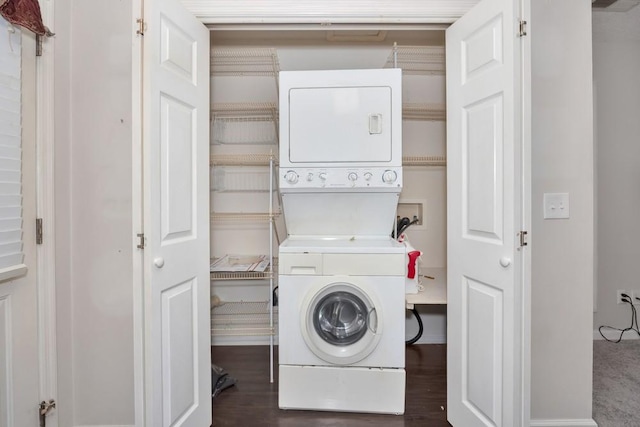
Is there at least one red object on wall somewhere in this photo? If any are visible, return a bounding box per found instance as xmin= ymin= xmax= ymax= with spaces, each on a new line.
xmin=0 ymin=0 xmax=52 ymax=36
xmin=407 ymin=251 xmax=421 ymax=279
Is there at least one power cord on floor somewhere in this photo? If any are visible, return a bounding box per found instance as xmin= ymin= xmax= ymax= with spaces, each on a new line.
xmin=406 ymin=307 xmax=423 ymax=345
xmin=598 ymin=293 xmax=640 ymax=342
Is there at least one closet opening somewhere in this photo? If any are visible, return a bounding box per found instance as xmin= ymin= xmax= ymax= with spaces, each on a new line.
xmin=207 ymin=25 xmax=449 ymax=364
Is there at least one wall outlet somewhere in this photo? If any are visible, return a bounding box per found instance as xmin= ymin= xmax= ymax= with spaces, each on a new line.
xmin=617 ymin=290 xmax=630 ymax=305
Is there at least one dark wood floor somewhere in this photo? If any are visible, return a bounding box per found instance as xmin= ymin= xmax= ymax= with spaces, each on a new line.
xmin=211 ymin=344 xmax=450 ymax=426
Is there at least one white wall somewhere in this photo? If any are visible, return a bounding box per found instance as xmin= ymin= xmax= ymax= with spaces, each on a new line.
xmin=54 ymin=1 xmax=72 ymax=425
xmin=51 ymin=1 xmax=598 ymax=425
xmin=55 ymin=1 xmax=135 ymax=425
xmin=592 ymin=6 xmax=640 ymax=336
xmin=530 ymin=0 xmax=595 ymax=423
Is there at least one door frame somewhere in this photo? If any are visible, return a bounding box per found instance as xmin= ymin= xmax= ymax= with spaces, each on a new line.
xmin=35 ymin=0 xmax=58 ymax=425
xmin=181 ymin=0 xmax=480 ymax=24
xmin=520 ymin=1 xmax=532 ymax=425
xmin=127 ymin=1 xmax=529 ymax=426
xmin=177 ymin=2 xmax=529 ymax=425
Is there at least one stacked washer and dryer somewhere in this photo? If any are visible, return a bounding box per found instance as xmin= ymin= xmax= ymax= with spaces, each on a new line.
xmin=277 ymin=69 xmax=407 ymax=414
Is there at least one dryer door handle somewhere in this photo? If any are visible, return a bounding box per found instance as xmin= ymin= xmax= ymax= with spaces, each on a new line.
xmin=367 ymin=307 xmax=378 ymax=334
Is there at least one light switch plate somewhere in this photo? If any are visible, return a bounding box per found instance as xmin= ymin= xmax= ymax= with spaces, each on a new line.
xmin=543 ymin=193 xmax=570 ymax=219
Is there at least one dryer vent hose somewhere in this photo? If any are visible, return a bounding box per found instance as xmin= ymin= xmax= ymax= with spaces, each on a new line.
xmin=406 ymin=307 xmax=423 ymax=345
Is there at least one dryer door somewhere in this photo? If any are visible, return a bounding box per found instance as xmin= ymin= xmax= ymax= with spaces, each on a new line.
xmin=301 ymin=281 xmax=383 ymax=365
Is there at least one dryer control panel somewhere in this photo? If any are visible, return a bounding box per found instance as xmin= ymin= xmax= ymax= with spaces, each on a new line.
xmin=280 ymin=167 xmax=403 ymax=190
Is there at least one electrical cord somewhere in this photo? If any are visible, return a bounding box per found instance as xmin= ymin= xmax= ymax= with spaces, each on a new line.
xmin=397 ymin=215 xmax=423 ymax=344
xmin=395 ymin=216 xmax=410 ymax=237
xmin=272 ymin=286 xmax=278 ymax=307
xmin=598 ymin=293 xmax=640 ymax=342
xmin=394 ymin=216 xmax=420 ymax=239
xmin=400 ymin=218 xmax=419 ymax=236
xmin=406 ymin=307 xmax=423 ymax=345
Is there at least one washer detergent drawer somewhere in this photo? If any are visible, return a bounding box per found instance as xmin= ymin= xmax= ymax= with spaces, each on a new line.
xmin=279 ymin=253 xmax=323 ymax=275
xmin=323 ymin=253 xmax=405 ymax=276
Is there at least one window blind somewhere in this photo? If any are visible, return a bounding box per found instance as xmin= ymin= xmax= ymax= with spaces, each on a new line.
xmin=0 ymin=17 xmax=25 ymax=280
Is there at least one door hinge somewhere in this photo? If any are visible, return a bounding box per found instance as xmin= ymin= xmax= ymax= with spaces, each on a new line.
xmin=518 ymin=20 xmax=527 ymax=37
xmin=39 ymin=399 xmax=56 ymax=427
xmin=36 ymin=34 xmax=43 ymax=56
xmin=36 ymin=218 xmax=43 ymax=245
xmin=519 ymin=230 xmax=528 ymax=248
xmin=137 ymin=233 xmax=145 ymax=249
xmin=136 ymin=18 xmax=146 ymax=36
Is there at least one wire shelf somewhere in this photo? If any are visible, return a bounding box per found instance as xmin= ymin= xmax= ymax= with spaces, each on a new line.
xmin=211 ymin=102 xmax=278 ymax=116
xmin=211 ymin=103 xmax=279 ymax=145
xmin=211 ymin=327 xmax=275 ymax=337
xmin=211 ymin=48 xmax=280 ymax=77
xmin=210 ymin=301 xmax=277 ymax=337
xmin=210 ymin=257 xmax=278 ymax=281
xmin=212 ymin=166 xmax=274 ymax=192
xmin=210 ymin=212 xmax=281 ymax=222
xmin=385 ymin=45 xmax=445 ymax=75
xmin=210 ymin=270 xmax=274 ymax=280
xmin=403 ymin=103 xmax=446 ymax=121
xmin=210 ymin=153 xmax=278 ymax=166
xmin=403 ymin=156 xmax=447 ymax=167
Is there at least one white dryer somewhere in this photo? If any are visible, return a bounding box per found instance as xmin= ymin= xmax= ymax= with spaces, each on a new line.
xmin=278 ymin=68 xmax=403 ymax=238
xmin=278 ymin=237 xmax=406 ymax=414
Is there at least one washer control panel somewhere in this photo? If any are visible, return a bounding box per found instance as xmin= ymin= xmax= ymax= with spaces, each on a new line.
xmin=280 ymin=167 xmax=402 ymax=189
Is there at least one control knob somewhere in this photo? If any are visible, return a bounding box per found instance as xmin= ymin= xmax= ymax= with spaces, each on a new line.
xmin=347 ymin=172 xmax=358 ymax=182
xmin=318 ymin=172 xmax=327 ymax=181
xmin=306 ymin=173 xmax=314 ymax=182
xmin=364 ymin=172 xmax=373 ymax=181
xmin=382 ymin=170 xmax=398 ymax=184
xmin=284 ymin=170 xmax=299 ymax=184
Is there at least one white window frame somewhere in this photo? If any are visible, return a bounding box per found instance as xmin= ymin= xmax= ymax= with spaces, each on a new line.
xmin=0 ymin=18 xmax=27 ymax=282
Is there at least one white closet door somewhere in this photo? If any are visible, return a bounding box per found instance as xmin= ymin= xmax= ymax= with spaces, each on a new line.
xmin=0 ymin=27 xmax=39 ymax=427
xmin=446 ymin=0 xmax=529 ymax=425
xmin=143 ymin=0 xmax=211 ymax=425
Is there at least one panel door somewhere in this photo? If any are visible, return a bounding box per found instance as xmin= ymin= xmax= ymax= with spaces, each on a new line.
xmin=446 ymin=0 xmax=529 ymax=425
xmin=0 ymin=28 xmax=39 ymax=427
xmin=143 ymin=0 xmax=211 ymax=425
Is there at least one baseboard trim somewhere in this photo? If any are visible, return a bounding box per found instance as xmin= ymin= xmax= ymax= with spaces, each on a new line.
xmin=212 ymin=334 xmax=279 ymax=346
xmin=211 ymin=335 xmax=447 ymax=346
xmin=594 ymin=328 xmax=640 ymax=341
xmin=413 ymin=333 xmax=447 ymax=344
xmin=530 ymin=419 xmax=597 ymax=427
xmin=74 ymin=424 xmax=135 ymax=427
xmin=75 ymin=425 xmax=134 ymax=427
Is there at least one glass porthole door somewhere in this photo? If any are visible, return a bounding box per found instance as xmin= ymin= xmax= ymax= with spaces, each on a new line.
xmin=301 ymin=281 xmax=383 ymax=365
xmin=314 ymin=291 xmax=370 ymax=346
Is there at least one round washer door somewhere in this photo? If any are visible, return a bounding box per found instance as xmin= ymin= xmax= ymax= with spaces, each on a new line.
xmin=301 ymin=281 xmax=383 ymax=365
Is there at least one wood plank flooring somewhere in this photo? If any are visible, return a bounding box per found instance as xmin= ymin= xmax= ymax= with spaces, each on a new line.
xmin=211 ymin=344 xmax=450 ymax=427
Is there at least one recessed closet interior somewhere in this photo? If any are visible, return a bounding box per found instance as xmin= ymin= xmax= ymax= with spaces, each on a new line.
xmin=208 ymin=27 xmax=448 ymax=347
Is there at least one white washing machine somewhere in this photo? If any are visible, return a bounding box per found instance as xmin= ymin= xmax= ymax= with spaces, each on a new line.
xmin=277 ymin=69 xmax=406 ymax=414
xmin=278 ymin=237 xmax=406 ymax=414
